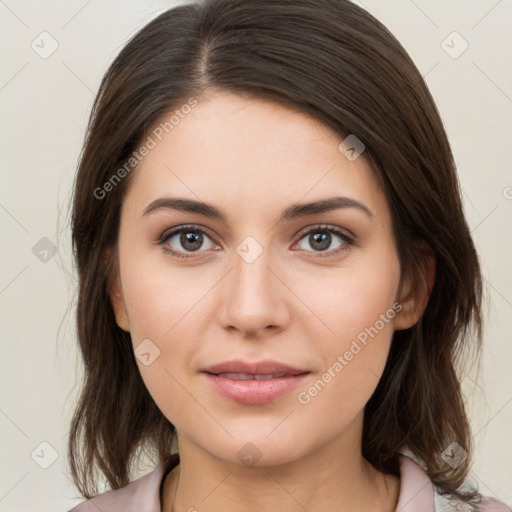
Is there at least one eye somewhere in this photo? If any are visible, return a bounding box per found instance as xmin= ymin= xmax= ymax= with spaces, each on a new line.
xmin=158 ymin=225 xmax=219 ymax=259
xmin=294 ymin=225 xmax=354 ymax=257
xmin=157 ymin=223 xmax=354 ymax=260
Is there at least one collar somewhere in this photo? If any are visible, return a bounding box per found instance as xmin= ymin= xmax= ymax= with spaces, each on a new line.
xmin=72 ymin=453 xmax=437 ymax=512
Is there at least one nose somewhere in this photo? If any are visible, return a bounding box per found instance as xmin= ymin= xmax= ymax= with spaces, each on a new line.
xmin=218 ymin=244 xmax=291 ymax=338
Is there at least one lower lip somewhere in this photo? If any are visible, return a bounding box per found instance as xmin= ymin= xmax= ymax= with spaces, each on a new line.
xmin=203 ymin=372 xmax=310 ymax=405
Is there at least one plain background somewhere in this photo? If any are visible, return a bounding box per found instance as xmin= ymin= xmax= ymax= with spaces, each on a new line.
xmin=0 ymin=0 xmax=511 ymax=510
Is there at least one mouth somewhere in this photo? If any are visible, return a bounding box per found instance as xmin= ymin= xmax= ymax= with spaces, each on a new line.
xmin=211 ymin=372 xmax=301 ymax=380
xmin=202 ymin=359 xmax=308 ymax=376
xmin=201 ymin=360 xmax=310 ymax=404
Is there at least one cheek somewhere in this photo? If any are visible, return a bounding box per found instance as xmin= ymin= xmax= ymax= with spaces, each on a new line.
xmin=293 ymin=250 xmax=400 ymax=411
xmin=295 ymin=313 xmax=397 ymax=429
xmin=121 ymin=268 xmax=202 ymax=428
xmin=299 ymin=248 xmax=401 ymax=352
xmin=117 ymin=246 xmax=219 ymax=427
xmin=119 ymin=241 xmax=210 ymax=342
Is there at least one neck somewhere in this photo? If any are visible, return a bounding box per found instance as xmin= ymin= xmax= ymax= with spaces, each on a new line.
xmin=162 ymin=414 xmax=399 ymax=512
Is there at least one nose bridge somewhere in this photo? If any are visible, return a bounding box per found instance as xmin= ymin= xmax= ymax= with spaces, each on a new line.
xmin=219 ymin=234 xmax=289 ymax=334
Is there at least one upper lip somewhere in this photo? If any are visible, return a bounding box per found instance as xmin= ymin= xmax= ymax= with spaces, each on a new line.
xmin=202 ymin=359 xmax=309 ymax=375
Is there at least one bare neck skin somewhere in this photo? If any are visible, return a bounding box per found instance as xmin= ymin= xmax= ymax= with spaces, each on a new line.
xmin=162 ymin=412 xmax=400 ymax=512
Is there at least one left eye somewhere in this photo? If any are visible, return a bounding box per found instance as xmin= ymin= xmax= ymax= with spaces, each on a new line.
xmin=295 ymin=226 xmax=353 ymax=255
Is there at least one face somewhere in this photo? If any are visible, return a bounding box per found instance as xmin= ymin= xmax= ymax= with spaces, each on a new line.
xmin=109 ymin=91 xmax=421 ymax=466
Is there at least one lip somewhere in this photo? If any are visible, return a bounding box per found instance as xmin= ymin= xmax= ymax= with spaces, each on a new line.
xmin=202 ymin=359 xmax=307 ymax=375
xmin=201 ymin=359 xmax=310 ymax=405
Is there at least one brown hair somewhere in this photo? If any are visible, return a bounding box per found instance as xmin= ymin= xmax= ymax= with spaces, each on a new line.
xmin=69 ymin=0 xmax=483 ymax=502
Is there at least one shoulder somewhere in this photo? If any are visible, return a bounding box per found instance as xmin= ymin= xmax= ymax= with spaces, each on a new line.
xmin=399 ymin=449 xmax=510 ymax=512
xmin=434 ymin=491 xmax=511 ymax=512
xmin=67 ymin=456 xmax=178 ymax=512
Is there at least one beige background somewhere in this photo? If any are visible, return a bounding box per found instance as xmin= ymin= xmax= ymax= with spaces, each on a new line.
xmin=0 ymin=0 xmax=511 ymax=510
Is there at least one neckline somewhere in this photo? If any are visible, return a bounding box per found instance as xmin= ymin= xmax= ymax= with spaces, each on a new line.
xmin=157 ymin=453 xmax=433 ymax=512
xmin=159 ymin=452 xmax=180 ymax=510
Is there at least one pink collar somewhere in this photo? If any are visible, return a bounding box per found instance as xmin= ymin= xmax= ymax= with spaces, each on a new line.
xmin=71 ymin=454 xmax=441 ymax=512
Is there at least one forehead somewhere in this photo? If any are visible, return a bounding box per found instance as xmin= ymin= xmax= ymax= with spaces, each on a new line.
xmin=125 ymin=91 xmax=384 ymax=220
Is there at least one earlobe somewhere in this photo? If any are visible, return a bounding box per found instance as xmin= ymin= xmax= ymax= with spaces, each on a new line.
xmin=394 ymin=248 xmax=436 ymax=331
xmin=112 ymin=288 xmax=130 ymax=332
xmin=115 ymin=309 xmax=130 ymax=332
xmin=104 ymin=248 xmax=130 ymax=332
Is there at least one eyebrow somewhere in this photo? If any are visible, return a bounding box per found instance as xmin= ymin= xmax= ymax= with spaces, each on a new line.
xmin=142 ymin=196 xmax=374 ymax=223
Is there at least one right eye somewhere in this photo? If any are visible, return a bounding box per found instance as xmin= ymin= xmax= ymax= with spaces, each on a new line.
xmin=158 ymin=225 xmax=220 ymax=259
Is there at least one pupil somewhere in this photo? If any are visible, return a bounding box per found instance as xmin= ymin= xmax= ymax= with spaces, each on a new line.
xmin=310 ymin=232 xmax=330 ymax=251
xmin=181 ymin=231 xmax=203 ymax=251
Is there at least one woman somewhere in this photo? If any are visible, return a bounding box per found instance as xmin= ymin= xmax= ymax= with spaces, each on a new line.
xmin=67 ymin=0 xmax=510 ymax=510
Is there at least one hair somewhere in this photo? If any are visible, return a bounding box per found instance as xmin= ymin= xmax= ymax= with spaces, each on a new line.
xmin=69 ymin=0 xmax=483 ymax=502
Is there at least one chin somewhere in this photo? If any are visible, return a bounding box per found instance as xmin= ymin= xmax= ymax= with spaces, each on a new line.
xmin=190 ymin=426 xmax=313 ymax=468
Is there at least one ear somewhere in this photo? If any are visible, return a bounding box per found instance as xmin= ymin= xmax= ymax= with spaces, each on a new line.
xmin=104 ymin=247 xmax=130 ymax=332
xmin=394 ymin=242 xmax=436 ymax=330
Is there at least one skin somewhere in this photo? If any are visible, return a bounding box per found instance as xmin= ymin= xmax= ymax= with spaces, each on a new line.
xmin=109 ymin=91 xmax=431 ymax=512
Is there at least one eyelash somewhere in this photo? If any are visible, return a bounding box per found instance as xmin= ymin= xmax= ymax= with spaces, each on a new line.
xmin=157 ymin=224 xmax=355 ymax=260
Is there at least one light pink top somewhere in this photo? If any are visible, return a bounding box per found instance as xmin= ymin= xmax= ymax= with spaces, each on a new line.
xmin=68 ymin=454 xmax=510 ymax=512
